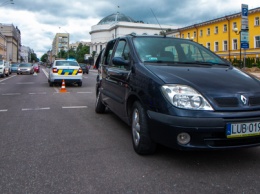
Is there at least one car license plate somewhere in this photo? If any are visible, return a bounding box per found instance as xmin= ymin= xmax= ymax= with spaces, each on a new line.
xmin=64 ymin=69 xmax=73 ymax=73
xmin=226 ymin=121 xmax=260 ymax=138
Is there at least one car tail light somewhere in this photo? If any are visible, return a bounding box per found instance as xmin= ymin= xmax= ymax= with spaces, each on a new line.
xmin=52 ymin=68 xmax=58 ymax=73
xmin=78 ymin=68 xmax=83 ymax=73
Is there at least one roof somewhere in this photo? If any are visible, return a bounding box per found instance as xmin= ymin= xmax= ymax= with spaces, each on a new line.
xmin=97 ymin=12 xmax=136 ymax=25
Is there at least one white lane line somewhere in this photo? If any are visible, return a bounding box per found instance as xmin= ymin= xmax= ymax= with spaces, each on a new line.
xmin=17 ymin=82 xmax=34 ymax=84
xmin=2 ymin=92 xmax=21 ymax=96
xmin=0 ymin=109 xmax=8 ymax=112
xmin=62 ymin=106 xmax=87 ymax=109
xmin=0 ymin=75 xmax=16 ymax=82
xmin=78 ymin=91 xmax=93 ymax=94
xmin=42 ymin=68 xmax=49 ymax=78
xmin=22 ymin=107 xmax=50 ymax=111
xmin=29 ymin=92 xmax=47 ymax=95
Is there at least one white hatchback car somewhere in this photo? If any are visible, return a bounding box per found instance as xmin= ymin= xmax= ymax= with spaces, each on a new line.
xmin=48 ymin=59 xmax=83 ymax=87
xmin=0 ymin=60 xmax=11 ymax=77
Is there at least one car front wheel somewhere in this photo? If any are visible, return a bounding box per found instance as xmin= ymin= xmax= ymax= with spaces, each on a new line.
xmin=131 ymin=101 xmax=157 ymax=155
xmin=95 ymin=88 xmax=106 ymax=113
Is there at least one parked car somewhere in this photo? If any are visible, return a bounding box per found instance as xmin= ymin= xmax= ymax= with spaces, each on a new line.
xmin=95 ymin=34 xmax=260 ymax=155
xmin=0 ymin=60 xmax=11 ymax=77
xmin=33 ymin=63 xmax=40 ymax=73
xmin=17 ymin=63 xmax=34 ymax=74
xmin=79 ymin=63 xmax=89 ymax=74
xmin=11 ymin=63 xmax=19 ymax=73
xmin=48 ymin=59 xmax=83 ymax=87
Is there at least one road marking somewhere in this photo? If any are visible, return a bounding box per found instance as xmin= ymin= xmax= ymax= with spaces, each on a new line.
xmin=22 ymin=107 xmax=50 ymax=111
xmin=17 ymin=82 xmax=34 ymax=84
xmin=2 ymin=93 xmax=21 ymax=96
xmin=77 ymin=92 xmax=92 ymax=94
xmin=0 ymin=109 xmax=8 ymax=112
xmin=62 ymin=106 xmax=87 ymax=109
xmin=29 ymin=92 xmax=47 ymax=95
xmin=0 ymin=75 xmax=16 ymax=82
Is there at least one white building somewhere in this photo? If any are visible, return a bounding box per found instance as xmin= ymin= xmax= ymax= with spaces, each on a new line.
xmin=89 ymin=12 xmax=176 ymax=58
xmin=20 ymin=46 xmax=30 ymax=63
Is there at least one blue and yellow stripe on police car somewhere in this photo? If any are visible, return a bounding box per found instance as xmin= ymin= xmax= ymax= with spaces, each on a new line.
xmin=57 ymin=69 xmax=78 ymax=75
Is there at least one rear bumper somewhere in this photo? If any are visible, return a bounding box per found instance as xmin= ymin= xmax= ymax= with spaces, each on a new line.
xmin=50 ymin=79 xmax=82 ymax=84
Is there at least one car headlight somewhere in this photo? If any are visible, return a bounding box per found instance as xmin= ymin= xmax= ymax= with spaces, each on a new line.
xmin=161 ymin=84 xmax=213 ymax=110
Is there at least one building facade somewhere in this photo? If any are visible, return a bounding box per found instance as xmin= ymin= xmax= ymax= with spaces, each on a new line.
xmin=89 ymin=12 xmax=175 ymax=58
xmin=167 ymin=7 xmax=260 ymax=63
xmin=0 ymin=32 xmax=7 ymax=60
xmin=0 ymin=23 xmax=21 ymax=62
xmin=20 ymin=45 xmax=31 ymax=63
xmin=69 ymin=41 xmax=91 ymax=51
xmin=52 ymin=33 xmax=69 ymax=58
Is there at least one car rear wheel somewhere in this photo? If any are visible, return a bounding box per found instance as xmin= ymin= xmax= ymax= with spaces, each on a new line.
xmin=95 ymin=88 xmax=106 ymax=113
xmin=131 ymin=101 xmax=157 ymax=155
xmin=78 ymin=82 xmax=82 ymax=87
xmin=49 ymin=81 xmax=53 ymax=87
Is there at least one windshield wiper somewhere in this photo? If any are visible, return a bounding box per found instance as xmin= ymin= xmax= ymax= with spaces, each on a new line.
xmin=182 ymin=61 xmax=230 ymax=66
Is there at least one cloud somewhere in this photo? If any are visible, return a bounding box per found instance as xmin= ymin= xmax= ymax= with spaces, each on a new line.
xmin=1 ymin=0 xmax=260 ymax=58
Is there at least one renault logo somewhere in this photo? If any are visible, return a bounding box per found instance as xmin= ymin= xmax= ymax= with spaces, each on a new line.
xmin=241 ymin=95 xmax=247 ymax=105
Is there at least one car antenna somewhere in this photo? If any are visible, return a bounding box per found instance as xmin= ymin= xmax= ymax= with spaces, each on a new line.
xmin=150 ymin=8 xmax=166 ymax=37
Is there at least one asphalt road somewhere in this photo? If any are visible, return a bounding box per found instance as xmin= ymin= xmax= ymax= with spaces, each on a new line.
xmin=0 ymin=66 xmax=260 ymax=194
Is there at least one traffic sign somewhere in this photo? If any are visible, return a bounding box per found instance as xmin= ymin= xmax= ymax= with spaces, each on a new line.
xmin=241 ymin=4 xmax=249 ymax=30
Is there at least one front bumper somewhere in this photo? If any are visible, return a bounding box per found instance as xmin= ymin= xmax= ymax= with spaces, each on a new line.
xmin=147 ymin=110 xmax=260 ymax=150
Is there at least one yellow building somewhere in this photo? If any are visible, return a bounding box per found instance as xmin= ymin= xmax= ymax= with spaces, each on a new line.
xmin=167 ymin=7 xmax=260 ymax=66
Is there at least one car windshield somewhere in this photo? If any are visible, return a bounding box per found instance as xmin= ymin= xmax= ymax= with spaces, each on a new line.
xmin=33 ymin=64 xmax=38 ymax=67
xmin=56 ymin=61 xmax=79 ymax=66
xmin=19 ymin=63 xmax=31 ymax=67
xmin=12 ymin=64 xmax=19 ymax=67
xmin=133 ymin=37 xmax=227 ymax=66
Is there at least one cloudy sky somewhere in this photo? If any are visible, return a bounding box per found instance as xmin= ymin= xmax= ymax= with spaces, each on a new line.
xmin=1 ymin=0 xmax=260 ymax=58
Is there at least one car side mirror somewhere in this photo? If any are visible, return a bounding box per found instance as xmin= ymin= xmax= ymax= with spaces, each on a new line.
xmin=112 ymin=57 xmax=130 ymax=66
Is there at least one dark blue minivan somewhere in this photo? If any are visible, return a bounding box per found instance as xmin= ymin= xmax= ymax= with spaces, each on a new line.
xmin=95 ymin=34 xmax=260 ymax=155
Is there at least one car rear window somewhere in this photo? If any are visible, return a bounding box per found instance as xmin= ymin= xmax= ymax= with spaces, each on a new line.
xmin=19 ymin=64 xmax=31 ymax=67
xmin=56 ymin=61 xmax=79 ymax=66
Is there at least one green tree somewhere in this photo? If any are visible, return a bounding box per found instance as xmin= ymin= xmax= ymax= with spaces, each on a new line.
xmin=41 ymin=53 xmax=48 ymax=62
xmin=30 ymin=53 xmax=38 ymax=62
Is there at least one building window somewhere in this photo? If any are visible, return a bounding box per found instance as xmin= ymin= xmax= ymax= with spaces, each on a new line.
xmin=187 ymin=32 xmax=190 ymax=39
xmin=215 ymin=42 xmax=219 ymax=51
xmin=207 ymin=42 xmax=210 ymax=50
xmin=256 ymin=36 xmax=260 ymax=48
xmin=215 ymin=26 xmax=218 ymax=34
xmin=100 ymin=45 xmax=102 ymax=51
xmin=233 ymin=22 xmax=237 ymax=29
xmin=194 ymin=31 xmax=196 ymax=38
xmin=223 ymin=24 xmax=227 ymax=32
xmin=182 ymin=34 xmax=184 ymax=38
xmin=255 ymin=17 xmax=260 ymax=26
xmin=207 ymin=28 xmax=210 ymax=35
xmin=233 ymin=39 xmax=238 ymax=50
xmin=200 ymin=30 xmax=203 ymax=36
xmin=223 ymin=40 xmax=228 ymax=51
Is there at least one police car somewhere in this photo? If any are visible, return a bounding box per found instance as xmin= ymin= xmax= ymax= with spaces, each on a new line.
xmin=48 ymin=59 xmax=83 ymax=87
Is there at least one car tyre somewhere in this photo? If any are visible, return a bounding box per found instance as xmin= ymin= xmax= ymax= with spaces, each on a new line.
xmin=131 ymin=101 xmax=157 ymax=155
xmin=95 ymin=88 xmax=106 ymax=113
xmin=78 ymin=82 xmax=82 ymax=87
xmin=49 ymin=81 xmax=53 ymax=87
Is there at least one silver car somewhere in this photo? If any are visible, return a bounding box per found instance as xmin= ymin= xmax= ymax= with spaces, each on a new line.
xmin=17 ymin=63 xmax=34 ymax=74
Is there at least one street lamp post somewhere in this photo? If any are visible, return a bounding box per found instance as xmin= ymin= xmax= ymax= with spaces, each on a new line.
xmin=233 ymin=28 xmax=242 ymax=68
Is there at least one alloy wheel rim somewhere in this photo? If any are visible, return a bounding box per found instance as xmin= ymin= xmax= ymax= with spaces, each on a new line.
xmin=132 ymin=108 xmax=140 ymax=146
